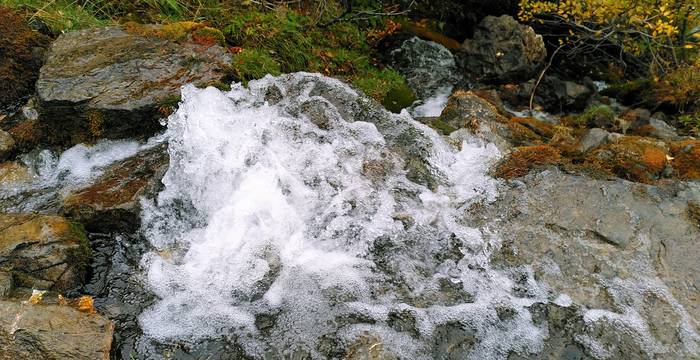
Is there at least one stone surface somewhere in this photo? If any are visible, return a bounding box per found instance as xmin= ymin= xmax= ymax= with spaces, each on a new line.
xmin=62 ymin=144 xmax=168 ymax=231
xmin=0 ymin=7 xmax=51 ymax=115
xmin=576 ymin=128 xmax=610 ymax=153
xmin=0 ymin=300 xmax=113 ymax=359
xmin=498 ymin=75 xmax=594 ymax=113
xmin=622 ymin=108 xmax=651 ymax=133
xmin=0 ymin=214 xmax=90 ymax=293
xmin=36 ymin=24 xmax=231 ymax=145
xmin=390 ymin=36 xmax=460 ymax=99
xmin=460 ymin=15 xmax=546 ymax=83
xmin=489 ymin=169 xmax=700 ymax=359
xmin=0 ymin=130 xmax=15 ymax=161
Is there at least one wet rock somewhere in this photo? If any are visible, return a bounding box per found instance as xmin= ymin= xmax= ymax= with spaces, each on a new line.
xmin=61 ymin=144 xmax=168 ymax=231
xmin=36 ymin=24 xmax=231 ymax=145
xmin=459 ymin=15 xmax=546 ymax=84
xmin=498 ymin=76 xmax=594 ymax=113
xmin=1 ymin=98 xmax=42 ymax=152
xmin=0 ymin=130 xmax=15 ymax=161
xmin=0 ymin=7 xmax=51 ymax=115
xmin=509 ymin=303 xmax=592 ymax=360
xmin=438 ymin=90 xmax=512 ymax=151
xmin=490 ymin=169 xmax=700 ymax=358
xmin=390 ymin=37 xmax=459 ymax=99
xmin=0 ymin=300 xmax=113 ymax=359
xmin=0 ymin=214 xmax=90 ymax=294
xmin=575 ymin=128 xmax=610 ymax=153
xmin=432 ymin=321 xmax=477 ymax=360
xmin=0 ymin=161 xmax=32 ymax=185
xmin=386 ymin=309 xmax=419 ymax=337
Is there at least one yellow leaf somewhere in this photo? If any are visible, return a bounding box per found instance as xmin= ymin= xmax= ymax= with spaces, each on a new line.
xmin=26 ymin=290 xmax=46 ymax=305
xmin=76 ymin=295 xmax=96 ymax=314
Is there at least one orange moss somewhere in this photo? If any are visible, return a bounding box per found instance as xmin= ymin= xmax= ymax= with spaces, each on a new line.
xmin=586 ymin=136 xmax=669 ymax=183
xmin=495 ymin=145 xmax=562 ymax=179
xmin=0 ymin=7 xmax=50 ymax=111
xmin=123 ymin=21 xmax=220 ymax=46
xmin=669 ymin=140 xmax=700 ymax=180
xmin=505 ymin=121 xmax=544 ymax=145
xmin=511 ymin=117 xmax=555 ymax=138
xmin=7 ymin=118 xmax=41 ymax=150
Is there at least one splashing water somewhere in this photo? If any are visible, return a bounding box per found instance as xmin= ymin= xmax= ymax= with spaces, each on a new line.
xmin=138 ymin=73 xmax=548 ymax=358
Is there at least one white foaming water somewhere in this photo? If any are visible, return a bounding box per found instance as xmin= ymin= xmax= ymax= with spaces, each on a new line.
xmin=410 ymin=85 xmax=453 ymax=118
xmin=0 ymin=136 xmax=163 ymax=212
xmin=138 ymin=74 xmax=547 ymax=358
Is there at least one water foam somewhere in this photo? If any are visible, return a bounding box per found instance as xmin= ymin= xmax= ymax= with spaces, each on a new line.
xmin=138 ymin=73 xmax=547 ymax=358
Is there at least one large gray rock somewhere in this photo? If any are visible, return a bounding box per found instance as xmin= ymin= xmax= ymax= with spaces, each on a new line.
xmin=0 ymin=300 xmax=113 ymax=359
xmin=460 ymin=15 xmax=546 ymax=84
xmin=36 ymin=25 xmax=231 ymax=145
xmin=0 ymin=214 xmax=91 ymax=295
xmin=488 ymin=169 xmax=700 ymax=359
xmin=390 ymin=37 xmax=460 ymax=99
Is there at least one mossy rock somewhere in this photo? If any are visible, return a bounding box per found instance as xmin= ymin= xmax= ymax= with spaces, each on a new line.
xmin=585 ymin=136 xmax=669 ymax=183
xmin=495 ymin=145 xmax=562 ymax=179
xmin=669 ymin=140 xmax=700 ymax=180
xmin=381 ymin=84 xmax=417 ymax=113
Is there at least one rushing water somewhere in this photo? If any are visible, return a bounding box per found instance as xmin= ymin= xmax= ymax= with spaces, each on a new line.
xmin=134 ymin=74 xmax=549 ymax=358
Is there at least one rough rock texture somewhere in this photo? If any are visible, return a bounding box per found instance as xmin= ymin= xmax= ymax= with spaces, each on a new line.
xmin=0 ymin=7 xmax=51 ymax=115
xmin=0 ymin=214 xmax=90 ymax=293
xmin=576 ymin=128 xmax=610 ymax=153
xmin=36 ymin=25 xmax=231 ymax=145
xmin=62 ymin=144 xmax=168 ymax=231
xmin=390 ymin=37 xmax=460 ymax=99
xmin=460 ymin=15 xmax=546 ymax=84
xmin=0 ymin=301 xmax=113 ymax=359
xmin=489 ymin=169 xmax=700 ymax=359
xmin=0 ymin=130 xmax=15 ymax=161
xmin=498 ymin=75 xmax=594 ymax=112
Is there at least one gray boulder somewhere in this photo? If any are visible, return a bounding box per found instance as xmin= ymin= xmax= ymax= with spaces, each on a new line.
xmin=460 ymin=15 xmax=546 ymax=83
xmin=390 ymin=37 xmax=460 ymax=99
xmin=489 ymin=169 xmax=700 ymax=359
xmin=36 ymin=25 xmax=231 ymax=146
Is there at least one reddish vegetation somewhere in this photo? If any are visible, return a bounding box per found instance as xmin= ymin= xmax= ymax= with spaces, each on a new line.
xmin=495 ymin=145 xmax=562 ymax=179
xmin=0 ymin=7 xmax=50 ymax=112
xmin=586 ymin=137 xmax=669 ymax=183
xmin=669 ymin=140 xmax=700 ymax=180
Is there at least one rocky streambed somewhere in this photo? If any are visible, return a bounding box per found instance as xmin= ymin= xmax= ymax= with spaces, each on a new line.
xmin=0 ymin=9 xmax=699 ymax=360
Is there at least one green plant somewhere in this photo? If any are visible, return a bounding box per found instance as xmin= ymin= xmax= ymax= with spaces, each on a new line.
xmin=229 ymin=48 xmax=281 ymax=83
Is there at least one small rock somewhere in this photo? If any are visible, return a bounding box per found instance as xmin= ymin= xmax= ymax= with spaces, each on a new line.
xmin=0 ymin=130 xmax=15 ymax=161
xmin=0 ymin=214 xmax=90 ymax=294
xmin=62 ymin=144 xmax=168 ymax=231
xmin=497 ymin=75 xmax=593 ymax=113
xmin=0 ymin=300 xmax=113 ymax=359
xmin=459 ymin=15 xmax=546 ymax=83
xmin=36 ymin=24 xmax=231 ymax=145
xmin=630 ymin=117 xmax=680 ymax=142
xmin=576 ymin=128 xmax=610 ymax=153
xmin=621 ymin=108 xmax=651 ymax=133
xmin=0 ymin=161 xmax=33 ymax=186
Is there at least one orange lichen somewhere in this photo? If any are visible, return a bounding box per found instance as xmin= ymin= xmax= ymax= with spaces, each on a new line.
xmin=76 ymin=295 xmax=97 ymax=314
xmin=586 ymin=136 xmax=669 ymax=183
xmin=669 ymin=140 xmax=700 ymax=180
xmin=511 ymin=117 xmax=555 ymax=139
xmin=495 ymin=145 xmax=562 ymax=179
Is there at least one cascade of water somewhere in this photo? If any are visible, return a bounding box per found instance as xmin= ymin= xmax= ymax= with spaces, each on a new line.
xmin=137 ymin=74 xmax=548 ymax=358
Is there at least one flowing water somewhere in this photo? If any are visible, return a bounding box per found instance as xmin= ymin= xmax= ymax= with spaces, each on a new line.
xmin=133 ymin=74 xmax=549 ymax=358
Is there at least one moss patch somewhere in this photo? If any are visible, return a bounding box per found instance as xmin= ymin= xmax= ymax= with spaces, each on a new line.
xmin=495 ymin=145 xmax=562 ymax=179
xmin=586 ymin=136 xmax=668 ymax=183
xmin=669 ymin=140 xmax=700 ymax=180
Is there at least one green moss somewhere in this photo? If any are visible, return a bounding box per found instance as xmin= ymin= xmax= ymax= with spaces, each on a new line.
xmin=576 ymin=104 xmax=616 ymax=128
xmin=230 ymin=49 xmax=281 ymax=83
xmin=192 ymin=26 xmax=225 ymax=46
xmin=352 ymin=68 xmax=414 ymax=112
xmin=430 ymin=118 xmax=458 ymax=135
